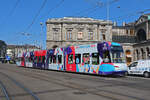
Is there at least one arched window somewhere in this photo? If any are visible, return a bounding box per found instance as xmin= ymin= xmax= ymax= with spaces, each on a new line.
xmin=146 ymin=47 xmax=150 ymax=59
xmin=125 ymin=50 xmax=132 ymax=65
xmin=52 ymin=45 xmax=58 ymax=49
xmin=141 ymin=48 xmax=144 ymax=59
xmin=136 ymin=49 xmax=139 ymax=60
xmin=137 ymin=29 xmax=146 ymax=42
xmin=126 ymin=50 xmax=131 ymax=55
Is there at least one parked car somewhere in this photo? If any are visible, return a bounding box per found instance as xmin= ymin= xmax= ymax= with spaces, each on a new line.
xmin=128 ymin=60 xmax=150 ymax=78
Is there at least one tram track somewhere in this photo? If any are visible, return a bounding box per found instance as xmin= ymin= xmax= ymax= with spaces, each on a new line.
xmin=0 ymin=80 xmax=10 ymax=100
xmin=0 ymin=66 xmax=147 ymax=100
xmin=0 ymin=71 xmax=40 ymax=100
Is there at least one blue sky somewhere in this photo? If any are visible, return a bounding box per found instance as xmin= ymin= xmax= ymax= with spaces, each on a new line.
xmin=0 ymin=0 xmax=150 ymax=49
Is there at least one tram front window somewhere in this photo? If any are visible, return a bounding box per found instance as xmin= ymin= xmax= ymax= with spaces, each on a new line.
xmin=103 ymin=51 xmax=111 ymax=63
xmin=111 ymin=46 xmax=125 ymax=63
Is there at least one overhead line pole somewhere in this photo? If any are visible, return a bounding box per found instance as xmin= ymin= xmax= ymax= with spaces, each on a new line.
xmin=107 ymin=0 xmax=110 ymax=42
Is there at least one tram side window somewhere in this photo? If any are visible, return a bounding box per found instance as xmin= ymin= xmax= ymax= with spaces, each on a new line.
xmin=75 ymin=54 xmax=81 ymax=64
xmin=29 ymin=57 xmax=31 ymax=62
xmin=21 ymin=57 xmax=24 ymax=61
xmin=58 ymin=55 xmax=62 ymax=64
xmin=83 ymin=53 xmax=90 ymax=64
xmin=92 ymin=53 xmax=99 ymax=65
xmin=53 ymin=55 xmax=57 ymax=64
xmin=27 ymin=57 xmax=30 ymax=62
xmin=39 ymin=56 xmax=42 ymax=63
xmin=25 ymin=57 xmax=28 ymax=62
xmin=68 ymin=54 xmax=73 ymax=64
xmin=49 ymin=56 xmax=52 ymax=64
xmin=42 ymin=56 xmax=45 ymax=63
xmin=103 ymin=51 xmax=111 ymax=63
xmin=35 ymin=57 xmax=37 ymax=63
xmin=30 ymin=57 xmax=34 ymax=63
xmin=18 ymin=57 xmax=21 ymax=62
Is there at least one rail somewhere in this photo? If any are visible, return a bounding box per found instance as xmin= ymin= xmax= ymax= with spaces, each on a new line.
xmin=0 ymin=72 xmax=40 ymax=100
xmin=0 ymin=80 xmax=10 ymax=100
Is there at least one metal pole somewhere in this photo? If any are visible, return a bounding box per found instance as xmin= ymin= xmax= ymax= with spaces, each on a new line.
xmin=107 ymin=0 xmax=109 ymax=22
xmin=107 ymin=0 xmax=110 ymax=41
xmin=40 ymin=22 xmax=43 ymax=50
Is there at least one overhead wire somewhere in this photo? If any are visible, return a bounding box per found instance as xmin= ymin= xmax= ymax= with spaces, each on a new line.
xmin=110 ymin=9 xmax=150 ymax=22
xmin=8 ymin=0 xmax=21 ymax=16
xmin=73 ymin=0 xmax=119 ymax=17
xmin=21 ymin=0 xmax=64 ymax=47
xmin=78 ymin=0 xmax=150 ymax=23
xmin=0 ymin=0 xmax=21 ymax=26
xmin=24 ymin=0 xmax=48 ymax=32
xmin=40 ymin=0 xmax=65 ymax=19
xmin=73 ymin=0 xmax=103 ymax=17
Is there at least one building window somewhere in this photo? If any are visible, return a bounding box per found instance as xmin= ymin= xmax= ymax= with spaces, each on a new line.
xmin=77 ymin=32 xmax=83 ymax=40
xmin=141 ymin=48 xmax=144 ymax=59
xmin=66 ymin=29 xmax=72 ymax=40
xmin=88 ymin=29 xmax=93 ymax=40
xmin=146 ymin=47 xmax=150 ymax=59
xmin=53 ymin=28 xmax=59 ymax=41
xmin=130 ymin=29 xmax=134 ymax=36
xmin=126 ymin=50 xmax=131 ymax=65
xmin=47 ymin=25 xmax=50 ymax=32
xmin=100 ymin=29 xmax=106 ymax=40
xmin=102 ymin=34 xmax=106 ymax=40
xmin=136 ymin=49 xmax=139 ymax=60
xmin=126 ymin=30 xmax=129 ymax=35
xmin=101 ymin=29 xmax=106 ymax=33
xmin=126 ymin=50 xmax=131 ymax=55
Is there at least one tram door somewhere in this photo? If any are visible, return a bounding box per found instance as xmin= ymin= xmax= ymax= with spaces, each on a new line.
xmin=65 ymin=46 xmax=76 ymax=72
xmin=66 ymin=54 xmax=76 ymax=72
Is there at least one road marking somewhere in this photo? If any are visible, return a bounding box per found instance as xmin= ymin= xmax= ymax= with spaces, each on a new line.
xmin=126 ymin=76 xmax=150 ymax=80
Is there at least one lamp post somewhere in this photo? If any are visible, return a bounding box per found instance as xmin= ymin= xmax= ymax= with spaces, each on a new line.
xmin=40 ymin=22 xmax=43 ymax=50
xmin=107 ymin=0 xmax=109 ymax=23
xmin=106 ymin=0 xmax=110 ymax=41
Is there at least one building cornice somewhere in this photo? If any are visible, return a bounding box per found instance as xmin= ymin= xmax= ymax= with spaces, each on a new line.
xmin=46 ymin=40 xmax=104 ymax=42
xmin=46 ymin=17 xmax=113 ymax=25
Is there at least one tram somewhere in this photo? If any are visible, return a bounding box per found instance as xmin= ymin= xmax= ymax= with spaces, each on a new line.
xmin=16 ymin=42 xmax=127 ymax=76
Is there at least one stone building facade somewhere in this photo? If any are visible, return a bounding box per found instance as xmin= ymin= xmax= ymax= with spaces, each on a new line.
xmin=133 ymin=13 xmax=150 ymax=61
xmin=112 ymin=23 xmax=136 ymax=65
xmin=46 ymin=14 xmax=150 ymax=65
xmin=112 ymin=13 xmax=150 ymax=64
xmin=7 ymin=44 xmax=40 ymax=60
xmin=0 ymin=40 xmax=7 ymax=58
xmin=46 ymin=17 xmax=112 ymax=49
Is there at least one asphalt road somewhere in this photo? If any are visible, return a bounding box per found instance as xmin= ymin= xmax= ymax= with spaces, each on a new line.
xmin=0 ymin=63 xmax=150 ymax=100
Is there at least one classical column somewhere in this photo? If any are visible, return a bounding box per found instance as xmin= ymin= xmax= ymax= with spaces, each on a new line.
xmin=146 ymin=21 xmax=149 ymax=40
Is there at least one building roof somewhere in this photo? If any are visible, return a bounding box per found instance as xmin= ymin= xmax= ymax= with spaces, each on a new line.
xmin=46 ymin=17 xmax=112 ymax=25
xmin=7 ymin=44 xmax=40 ymax=49
xmin=143 ymin=13 xmax=150 ymax=16
xmin=112 ymin=35 xmax=137 ymax=43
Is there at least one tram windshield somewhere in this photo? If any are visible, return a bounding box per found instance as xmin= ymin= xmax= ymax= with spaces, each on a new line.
xmin=111 ymin=46 xmax=126 ymax=63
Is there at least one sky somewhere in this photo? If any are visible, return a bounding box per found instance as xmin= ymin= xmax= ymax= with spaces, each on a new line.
xmin=0 ymin=0 xmax=150 ymax=49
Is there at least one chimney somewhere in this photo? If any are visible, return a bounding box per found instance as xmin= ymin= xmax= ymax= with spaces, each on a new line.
xmin=122 ymin=22 xmax=126 ymax=26
xmin=113 ymin=22 xmax=117 ymax=26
